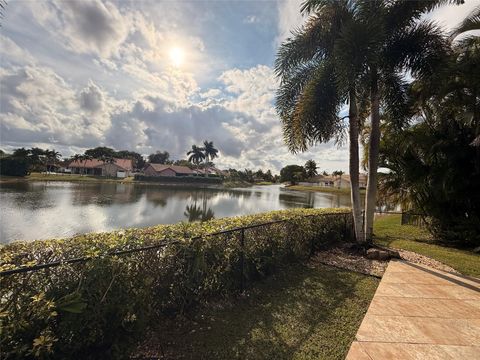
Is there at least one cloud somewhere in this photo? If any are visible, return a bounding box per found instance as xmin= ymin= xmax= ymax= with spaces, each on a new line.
xmin=79 ymin=81 xmax=105 ymax=113
xmin=32 ymin=0 xmax=130 ymax=57
xmin=0 ymin=65 xmax=111 ymax=149
xmin=275 ymin=0 xmax=304 ymax=45
xmin=244 ymin=15 xmax=259 ymax=24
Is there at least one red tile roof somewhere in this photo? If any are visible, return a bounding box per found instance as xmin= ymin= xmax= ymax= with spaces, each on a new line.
xmin=68 ymin=158 xmax=133 ymax=171
xmin=147 ymin=163 xmax=194 ymax=174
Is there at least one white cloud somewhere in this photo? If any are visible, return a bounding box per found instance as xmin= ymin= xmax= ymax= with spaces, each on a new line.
xmin=275 ymin=0 xmax=304 ymax=45
xmin=31 ymin=0 xmax=131 ymax=58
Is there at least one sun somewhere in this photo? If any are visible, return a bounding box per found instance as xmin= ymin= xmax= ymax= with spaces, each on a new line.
xmin=169 ymin=47 xmax=184 ymax=67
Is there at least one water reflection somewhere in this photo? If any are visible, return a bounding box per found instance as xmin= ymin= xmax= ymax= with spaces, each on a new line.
xmin=0 ymin=182 xmax=355 ymax=243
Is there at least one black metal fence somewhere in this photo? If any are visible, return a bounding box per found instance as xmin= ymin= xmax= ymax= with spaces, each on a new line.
xmin=1 ymin=211 xmax=354 ymax=358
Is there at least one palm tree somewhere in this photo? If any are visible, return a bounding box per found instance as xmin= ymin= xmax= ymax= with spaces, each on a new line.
xmin=46 ymin=149 xmax=61 ymax=172
xmin=357 ymin=1 xmax=458 ymax=243
xmin=203 ymin=140 xmax=218 ymax=176
xmin=71 ymin=154 xmax=82 ymax=174
xmin=304 ymin=160 xmax=318 ymax=178
xmin=187 ymin=145 xmax=206 ymax=175
xmin=80 ymin=154 xmax=93 ymax=176
xmin=275 ymin=0 xmax=366 ymax=242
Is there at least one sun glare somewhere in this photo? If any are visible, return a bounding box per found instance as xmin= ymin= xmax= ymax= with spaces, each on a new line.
xmin=169 ymin=47 xmax=184 ymax=67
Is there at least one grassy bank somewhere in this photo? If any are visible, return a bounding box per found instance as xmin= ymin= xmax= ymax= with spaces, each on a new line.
xmin=0 ymin=172 xmax=135 ymax=184
xmin=1 ymin=173 xmax=232 ymax=188
xmin=136 ymin=262 xmax=379 ymax=360
xmin=374 ymin=214 xmax=480 ymax=277
xmin=286 ymin=185 xmax=365 ymax=195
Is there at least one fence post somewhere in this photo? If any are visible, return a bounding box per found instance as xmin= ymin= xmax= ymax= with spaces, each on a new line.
xmin=239 ymin=228 xmax=245 ymax=293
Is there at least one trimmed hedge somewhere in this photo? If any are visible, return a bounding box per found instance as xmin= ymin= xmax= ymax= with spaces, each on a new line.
xmin=0 ymin=208 xmax=353 ymax=359
xmin=0 ymin=157 xmax=29 ymax=176
xmin=134 ymin=174 xmax=223 ymax=184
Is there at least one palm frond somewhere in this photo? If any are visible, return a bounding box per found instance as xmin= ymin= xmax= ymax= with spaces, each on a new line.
xmin=385 ymin=20 xmax=449 ymax=79
xmin=452 ymin=5 xmax=480 ymax=38
xmin=274 ymin=15 xmax=331 ymax=77
xmin=279 ymin=62 xmax=342 ymax=153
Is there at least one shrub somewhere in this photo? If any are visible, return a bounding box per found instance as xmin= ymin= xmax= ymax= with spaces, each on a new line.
xmin=0 ymin=208 xmax=353 ymax=359
xmin=0 ymin=157 xmax=29 ymax=176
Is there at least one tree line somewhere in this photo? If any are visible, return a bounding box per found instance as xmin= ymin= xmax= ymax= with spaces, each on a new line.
xmin=279 ymin=160 xmax=344 ymax=184
xmin=275 ymin=0 xmax=479 ymax=247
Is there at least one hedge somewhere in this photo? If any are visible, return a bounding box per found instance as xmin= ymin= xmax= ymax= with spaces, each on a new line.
xmin=134 ymin=174 xmax=223 ymax=184
xmin=0 ymin=208 xmax=353 ymax=359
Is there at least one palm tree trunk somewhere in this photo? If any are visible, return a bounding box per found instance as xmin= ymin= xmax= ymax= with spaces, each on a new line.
xmin=364 ymin=73 xmax=381 ymax=243
xmin=348 ymin=89 xmax=364 ymax=243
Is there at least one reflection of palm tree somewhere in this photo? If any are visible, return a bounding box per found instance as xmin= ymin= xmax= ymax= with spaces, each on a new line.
xmin=184 ymin=204 xmax=215 ymax=222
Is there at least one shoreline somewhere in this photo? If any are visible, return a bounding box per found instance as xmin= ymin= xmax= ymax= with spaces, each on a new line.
xmin=0 ymin=173 xmax=255 ymax=189
xmin=285 ymin=184 xmax=366 ymax=195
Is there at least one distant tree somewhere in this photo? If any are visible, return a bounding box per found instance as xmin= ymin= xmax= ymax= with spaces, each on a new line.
xmin=280 ymin=165 xmax=306 ymax=185
xmin=80 ymin=154 xmax=93 ymax=175
xmin=12 ymin=148 xmax=30 ymax=158
xmin=148 ymin=151 xmax=171 ymax=164
xmin=203 ymin=140 xmax=218 ymax=175
xmin=322 ymin=171 xmax=329 ymax=176
xmin=187 ymin=145 xmax=205 ymax=174
xmin=264 ymin=169 xmax=274 ymax=182
xmin=45 ymin=149 xmax=61 ymax=172
xmin=115 ymin=150 xmax=146 ymax=169
xmin=304 ymin=160 xmax=318 ymax=178
xmin=332 ymin=170 xmax=344 ymax=177
xmin=174 ymin=159 xmax=194 ymax=168
xmin=85 ymin=147 xmax=116 ymax=159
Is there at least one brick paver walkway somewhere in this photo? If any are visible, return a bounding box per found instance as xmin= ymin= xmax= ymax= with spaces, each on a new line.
xmin=346 ymin=260 xmax=480 ymax=359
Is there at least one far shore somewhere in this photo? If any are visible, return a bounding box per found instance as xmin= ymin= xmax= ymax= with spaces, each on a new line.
xmin=286 ymin=184 xmax=366 ymax=195
xmin=0 ymin=173 xmax=254 ymax=189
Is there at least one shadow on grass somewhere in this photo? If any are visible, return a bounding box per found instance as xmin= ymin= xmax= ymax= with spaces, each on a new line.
xmin=135 ymin=263 xmax=378 ymax=360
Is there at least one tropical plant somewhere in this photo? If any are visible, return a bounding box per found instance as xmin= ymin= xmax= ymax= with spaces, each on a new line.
xmin=352 ymin=0 xmax=461 ymax=243
xmin=275 ymin=0 xmax=367 ymax=242
xmin=280 ymin=164 xmax=306 ymax=185
xmin=202 ymin=140 xmax=218 ymax=176
xmin=148 ymin=151 xmax=171 ymax=164
xmin=304 ymin=160 xmax=318 ymax=178
xmin=80 ymin=154 xmax=93 ymax=176
xmin=187 ymin=145 xmax=206 ymax=174
xmin=45 ymin=150 xmax=61 ymax=172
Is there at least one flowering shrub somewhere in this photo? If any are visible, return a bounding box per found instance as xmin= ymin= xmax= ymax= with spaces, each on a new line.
xmin=0 ymin=208 xmax=352 ymax=359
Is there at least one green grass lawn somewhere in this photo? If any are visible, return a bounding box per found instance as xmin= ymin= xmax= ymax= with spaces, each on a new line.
xmin=0 ymin=172 xmax=135 ymax=183
xmin=287 ymin=185 xmax=365 ymax=195
xmin=136 ymin=263 xmax=378 ymax=360
xmin=374 ymin=214 xmax=480 ymax=277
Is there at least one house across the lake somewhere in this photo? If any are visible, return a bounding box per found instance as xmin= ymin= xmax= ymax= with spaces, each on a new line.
xmin=143 ymin=164 xmax=195 ymax=177
xmin=68 ymin=158 xmax=133 ymax=178
xmin=299 ymin=174 xmax=367 ymax=189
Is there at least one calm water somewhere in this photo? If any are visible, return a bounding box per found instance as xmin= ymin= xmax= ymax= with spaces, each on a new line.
xmin=0 ymin=182 xmax=353 ymax=243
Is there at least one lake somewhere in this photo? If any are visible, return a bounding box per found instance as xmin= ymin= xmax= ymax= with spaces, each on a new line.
xmin=0 ymin=182 xmax=353 ymax=243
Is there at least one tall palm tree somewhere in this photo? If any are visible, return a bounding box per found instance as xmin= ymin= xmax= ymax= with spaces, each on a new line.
xmin=358 ymin=0 xmax=459 ymax=243
xmin=203 ymin=140 xmax=218 ymax=176
xmin=275 ymin=0 xmax=367 ymax=242
xmin=80 ymin=154 xmax=93 ymax=176
xmin=304 ymin=160 xmax=318 ymax=178
xmin=187 ymin=145 xmax=205 ymax=175
xmin=46 ymin=149 xmax=61 ymax=172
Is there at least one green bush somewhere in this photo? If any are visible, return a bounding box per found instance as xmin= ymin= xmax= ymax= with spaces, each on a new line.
xmin=134 ymin=174 xmax=223 ymax=184
xmin=0 ymin=208 xmax=352 ymax=359
xmin=0 ymin=157 xmax=29 ymax=176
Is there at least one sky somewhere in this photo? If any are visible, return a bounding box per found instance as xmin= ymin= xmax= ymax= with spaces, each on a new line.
xmin=0 ymin=0 xmax=478 ymax=173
